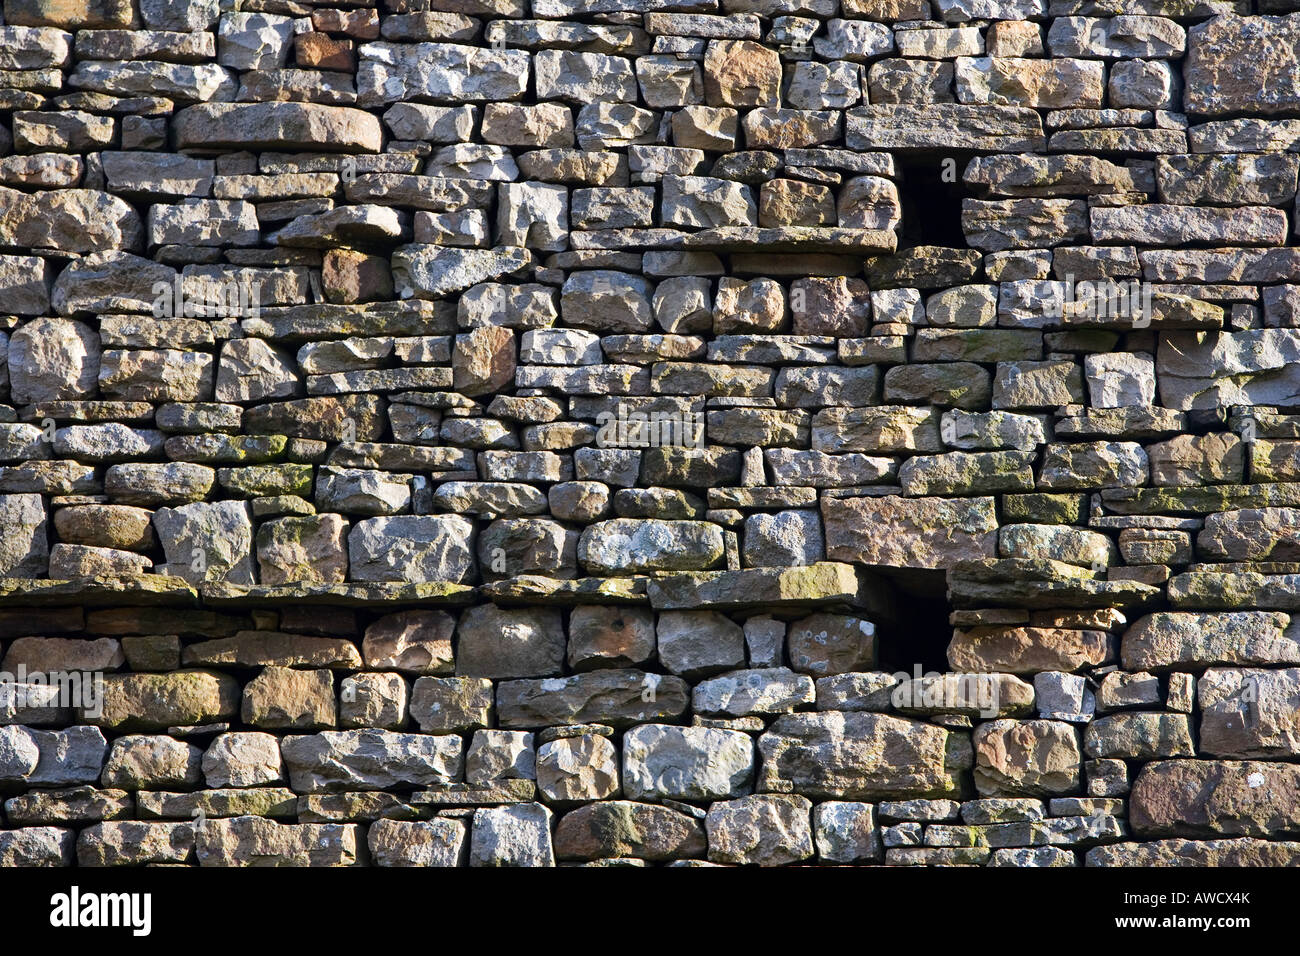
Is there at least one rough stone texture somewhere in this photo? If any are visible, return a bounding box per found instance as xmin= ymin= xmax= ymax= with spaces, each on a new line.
xmin=4 ymin=0 xmax=1300 ymax=871
xmin=758 ymin=713 xmax=960 ymax=800
xmin=1130 ymin=760 xmax=1300 ymax=838
xmin=622 ymin=724 xmax=754 ymax=801
xmin=974 ymin=720 xmax=1082 ymax=796
xmin=554 ymin=801 xmax=705 ymax=862
xmin=706 ymin=794 xmax=814 ymax=866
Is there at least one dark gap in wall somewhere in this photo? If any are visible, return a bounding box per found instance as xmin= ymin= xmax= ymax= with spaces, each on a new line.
xmin=894 ymin=155 xmax=970 ymax=250
xmin=871 ymin=567 xmax=953 ymax=675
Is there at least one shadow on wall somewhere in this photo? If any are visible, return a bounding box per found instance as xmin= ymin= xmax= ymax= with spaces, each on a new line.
xmin=896 ymin=157 xmax=970 ymax=249
xmin=867 ymin=565 xmax=954 ymax=674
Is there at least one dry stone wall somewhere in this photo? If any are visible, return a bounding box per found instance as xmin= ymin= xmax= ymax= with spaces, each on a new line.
xmin=0 ymin=0 xmax=1298 ymax=867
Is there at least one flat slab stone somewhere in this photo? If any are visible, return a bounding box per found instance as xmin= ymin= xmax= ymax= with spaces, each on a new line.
xmin=646 ymin=562 xmax=889 ymax=614
xmin=477 ymin=574 xmax=649 ymax=607
xmin=1087 ymin=838 xmax=1300 ymax=867
xmin=198 ymin=581 xmax=476 ymax=608
xmin=1169 ymin=571 xmax=1300 ymax=610
xmin=173 ymin=103 xmax=383 ymax=152
xmin=0 ymin=575 xmax=199 ymax=607
xmin=947 ymin=559 xmax=1161 ymax=610
xmin=1130 ymin=760 xmax=1300 ymax=838
xmin=845 ymin=105 xmax=1046 ymax=152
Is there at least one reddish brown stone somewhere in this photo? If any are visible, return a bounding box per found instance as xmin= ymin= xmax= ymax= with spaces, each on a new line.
xmin=310 ymin=8 xmax=379 ymax=39
xmin=322 ymin=249 xmax=393 ymax=304
xmin=295 ymin=33 xmax=356 ymax=71
xmin=453 ymin=326 xmax=516 ymax=397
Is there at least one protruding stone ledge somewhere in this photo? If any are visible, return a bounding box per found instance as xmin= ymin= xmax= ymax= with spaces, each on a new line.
xmin=646 ymin=562 xmax=890 ymax=615
xmin=1169 ymin=571 xmax=1300 ymax=610
xmin=568 ymin=226 xmax=898 ymax=255
xmin=1100 ymin=483 xmax=1300 ymax=516
xmin=947 ymin=559 xmax=1162 ymax=610
xmin=0 ymin=575 xmax=199 ymax=607
xmin=0 ymin=568 xmax=892 ymax=614
xmin=682 ymin=227 xmax=898 ymax=255
xmin=198 ymin=581 xmax=477 ymax=609
xmin=478 ymin=574 xmax=649 ymax=607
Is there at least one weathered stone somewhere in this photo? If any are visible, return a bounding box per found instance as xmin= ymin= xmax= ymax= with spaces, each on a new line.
xmin=0 ymin=188 xmax=142 ymax=253
xmin=0 ymin=494 xmax=48 ymax=578
xmin=949 ymin=625 xmax=1109 ymax=674
xmin=409 ymin=677 xmax=493 ymax=733
xmin=242 ymin=667 xmax=335 ymax=730
xmin=363 ymin=610 xmax=455 ymax=674
xmin=1085 ymin=713 xmax=1197 ymax=760
xmin=496 ymin=670 xmax=690 ymax=730
xmin=153 ymin=500 xmax=255 ymax=584
xmin=0 ymin=827 xmax=75 ymax=866
xmin=196 ymin=817 xmax=362 ymax=866
xmin=101 ymin=734 xmax=201 ymax=790
xmin=1184 ymin=14 xmax=1300 ymax=117
xmin=579 ymin=519 xmax=724 ymax=575
xmin=456 ymin=605 xmax=565 ymax=679
xmin=823 ymin=495 xmax=998 ymax=570
xmin=706 ymin=794 xmax=813 ymax=866
xmin=567 ymin=606 xmax=655 ymax=671
xmin=1088 ymin=838 xmax=1300 ymax=867
xmin=974 ymin=720 xmax=1082 ymax=796
xmin=203 ymin=732 xmax=284 ymax=789
xmin=280 ymin=729 xmax=462 ymax=792
xmin=623 ymin=724 xmax=753 ymax=801
xmin=758 ymin=712 xmax=960 ymax=800
xmin=348 ymin=515 xmax=476 ymax=584
xmin=1122 ymin=612 xmax=1300 ymax=671
xmin=1199 ymin=668 xmax=1300 ymax=758
xmin=77 ymin=821 xmax=194 ymax=866
xmin=555 ymin=801 xmax=704 ymax=861
xmin=814 ymin=802 xmax=881 ymax=864
xmin=8 ymin=318 xmax=99 ymax=404
xmin=1131 ymin=760 xmax=1300 ymax=838
xmin=90 ymin=671 xmax=240 ymax=731
xmin=1158 ymin=330 xmax=1300 ymax=410
xmin=469 ymin=803 xmax=554 ymax=867
xmin=536 ymin=734 xmax=618 ymax=804
xmin=368 ymin=818 xmax=466 ymax=867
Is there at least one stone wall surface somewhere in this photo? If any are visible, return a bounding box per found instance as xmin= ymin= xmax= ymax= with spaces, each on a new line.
xmin=0 ymin=0 xmax=1297 ymax=867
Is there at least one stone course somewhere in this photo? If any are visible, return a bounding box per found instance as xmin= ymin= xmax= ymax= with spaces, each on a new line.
xmin=0 ymin=0 xmax=1296 ymax=868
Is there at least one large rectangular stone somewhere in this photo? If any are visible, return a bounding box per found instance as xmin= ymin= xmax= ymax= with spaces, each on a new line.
xmin=845 ymin=104 xmax=1046 ymax=152
xmin=758 ymin=712 xmax=960 ymax=799
xmin=1184 ymin=14 xmax=1300 ymax=117
xmin=822 ymin=495 xmax=998 ymax=570
xmin=1157 ymin=329 xmax=1300 ymax=410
